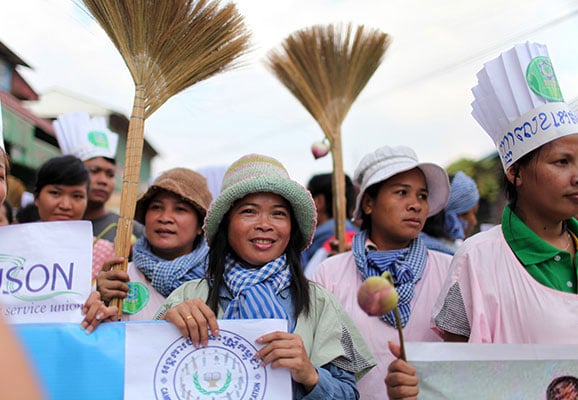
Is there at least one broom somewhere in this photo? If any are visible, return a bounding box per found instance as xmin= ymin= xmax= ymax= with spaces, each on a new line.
xmin=81 ymin=0 xmax=250 ymax=314
xmin=266 ymin=23 xmax=390 ymax=252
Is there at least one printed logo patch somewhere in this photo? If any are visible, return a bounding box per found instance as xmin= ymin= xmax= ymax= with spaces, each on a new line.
xmin=87 ymin=130 xmax=110 ymax=149
xmin=122 ymin=282 xmax=150 ymax=315
xmin=526 ymin=56 xmax=563 ymax=102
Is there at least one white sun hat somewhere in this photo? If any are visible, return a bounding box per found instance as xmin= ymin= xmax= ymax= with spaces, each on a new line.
xmin=471 ymin=42 xmax=578 ymax=172
xmin=53 ymin=112 xmax=119 ymax=162
xmin=352 ymin=145 xmax=450 ymax=220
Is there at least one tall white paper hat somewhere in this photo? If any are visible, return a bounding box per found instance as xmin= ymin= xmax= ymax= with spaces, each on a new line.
xmin=53 ymin=112 xmax=119 ymax=162
xmin=471 ymin=42 xmax=578 ymax=172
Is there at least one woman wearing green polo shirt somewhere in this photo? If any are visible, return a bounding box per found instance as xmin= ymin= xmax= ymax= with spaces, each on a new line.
xmin=386 ymin=40 xmax=578 ymax=400
xmin=429 ymin=42 xmax=578 ymax=346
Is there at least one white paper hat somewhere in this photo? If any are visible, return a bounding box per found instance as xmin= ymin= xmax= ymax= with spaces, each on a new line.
xmin=352 ymin=145 xmax=450 ymax=219
xmin=53 ymin=112 xmax=119 ymax=162
xmin=471 ymin=42 xmax=578 ymax=172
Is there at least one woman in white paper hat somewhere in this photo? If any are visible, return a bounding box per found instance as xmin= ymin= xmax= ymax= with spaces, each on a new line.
xmin=387 ymin=42 xmax=578 ymax=399
xmin=309 ymin=145 xmax=452 ymax=400
xmin=53 ymin=112 xmax=144 ymax=244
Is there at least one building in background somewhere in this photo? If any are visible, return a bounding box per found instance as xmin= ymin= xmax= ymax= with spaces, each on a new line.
xmin=26 ymin=88 xmax=158 ymax=209
xmin=0 ymin=40 xmax=157 ymax=210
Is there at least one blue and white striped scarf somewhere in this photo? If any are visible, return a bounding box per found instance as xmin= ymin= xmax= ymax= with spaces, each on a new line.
xmin=222 ymin=253 xmax=291 ymax=322
xmin=353 ymin=230 xmax=428 ymax=328
xmin=133 ymin=235 xmax=209 ymax=297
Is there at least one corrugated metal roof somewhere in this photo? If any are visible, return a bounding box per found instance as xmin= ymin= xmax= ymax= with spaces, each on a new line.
xmin=0 ymin=90 xmax=54 ymax=134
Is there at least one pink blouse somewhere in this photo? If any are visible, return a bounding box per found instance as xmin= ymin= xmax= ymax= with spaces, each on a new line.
xmin=311 ymin=250 xmax=452 ymax=400
xmin=432 ymin=225 xmax=578 ymax=344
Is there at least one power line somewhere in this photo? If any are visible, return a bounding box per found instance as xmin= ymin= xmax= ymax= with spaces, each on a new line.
xmin=365 ymin=7 xmax=578 ymax=98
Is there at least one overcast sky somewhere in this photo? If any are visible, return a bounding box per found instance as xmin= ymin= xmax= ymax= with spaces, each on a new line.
xmin=1 ymin=0 xmax=577 ymax=184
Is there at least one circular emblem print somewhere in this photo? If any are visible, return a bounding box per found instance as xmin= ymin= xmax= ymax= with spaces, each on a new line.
xmin=526 ymin=56 xmax=563 ymax=102
xmin=122 ymin=282 xmax=150 ymax=315
xmin=153 ymin=329 xmax=268 ymax=400
xmin=88 ymin=130 xmax=110 ymax=148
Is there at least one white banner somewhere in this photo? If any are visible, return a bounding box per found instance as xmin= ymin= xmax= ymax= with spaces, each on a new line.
xmin=125 ymin=319 xmax=292 ymax=400
xmin=0 ymin=221 xmax=92 ymax=323
xmin=407 ymin=342 xmax=578 ymax=399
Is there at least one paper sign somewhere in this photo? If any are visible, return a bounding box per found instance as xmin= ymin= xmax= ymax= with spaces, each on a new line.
xmin=125 ymin=319 xmax=292 ymax=400
xmin=406 ymin=342 xmax=578 ymax=399
xmin=0 ymin=221 xmax=92 ymax=323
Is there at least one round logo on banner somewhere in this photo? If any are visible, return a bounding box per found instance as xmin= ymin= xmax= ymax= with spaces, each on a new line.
xmin=526 ymin=56 xmax=563 ymax=102
xmin=122 ymin=282 xmax=150 ymax=314
xmin=153 ymin=330 xmax=268 ymax=400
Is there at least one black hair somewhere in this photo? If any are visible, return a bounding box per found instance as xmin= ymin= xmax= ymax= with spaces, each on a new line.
xmin=205 ymin=203 xmax=311 ymax=319
xmin=546 ymin=376 xmax=578 ymax=400
xmin=15 ymin=203 xmax=40 ymax=223
xmin=34 ymin=155 xmax=90 ymax=197
xmin=359 ymin=181 xmax=384 ymax=231
xmin=2 ymin=201 xmax=13 ymax=224
xmin=307 ymin=172 xmax=355 ymax=219
xmin=422 ymin=209 xmax=452 ymax=240
xmin=0 ymin=147 xmax=10 ymax=175
xmin=102 ymin=156 xmax=116 ymax=166
xmin=503 ymin=146 xmax=542 ymax=211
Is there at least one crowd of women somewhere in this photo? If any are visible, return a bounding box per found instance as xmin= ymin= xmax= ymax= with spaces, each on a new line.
xmin=2 ymin=40 xmax=578 ymax=399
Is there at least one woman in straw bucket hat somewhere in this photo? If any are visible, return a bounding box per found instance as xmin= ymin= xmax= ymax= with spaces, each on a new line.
xmin=155 ymin=153 xmax=375 ymax=399
xmin=82 ymin=168 xmax=212 ymax=330
xmin=309 ymin=145 xmax=451 ymax=400
xmin=389 ymin=42 xmax=578 ymax=399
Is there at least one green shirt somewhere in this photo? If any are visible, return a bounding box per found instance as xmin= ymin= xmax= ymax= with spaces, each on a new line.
xmin=502 ymin=205 xmax=578 ymax=293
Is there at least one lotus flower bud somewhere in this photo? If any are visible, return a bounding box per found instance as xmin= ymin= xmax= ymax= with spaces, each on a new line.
xmin=357 ymin=272 xmax=398 ymax=316
xmin=311 ymin=139 xmax=330 ymax=159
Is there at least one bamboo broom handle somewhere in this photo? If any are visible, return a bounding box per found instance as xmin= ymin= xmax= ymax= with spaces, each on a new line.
xmin=330 ymin=129 xmax=347 ymax=253
xmin=110 ymin=84 xmax=146 ymax=315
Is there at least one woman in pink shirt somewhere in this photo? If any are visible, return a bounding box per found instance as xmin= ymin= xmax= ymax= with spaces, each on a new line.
xmin=310 ymin=145 xmax=451 ymax=400
xmin=387 ymin=42 xmax=578 ymax=399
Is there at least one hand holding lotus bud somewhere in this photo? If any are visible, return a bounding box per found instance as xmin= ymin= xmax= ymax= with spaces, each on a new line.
xmin=357 ymin=271 xmax=398 ymax=316
xmin=358 ymin=271 xmax=406 ymax=360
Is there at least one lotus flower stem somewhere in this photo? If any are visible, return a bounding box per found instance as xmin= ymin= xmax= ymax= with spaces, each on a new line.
xmin=383 ymin=272 xmax=406 ymax=362
xmin=393 ymin=305 xmax=406 ymax=361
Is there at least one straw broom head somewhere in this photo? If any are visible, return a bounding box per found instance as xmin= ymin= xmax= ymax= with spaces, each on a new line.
xmin=82 ymin=0 xmax=251 ymax=118
xmin=266 ymin=23 xmax=389 ymax=142
xmin=266 ymin=23 xmax=389 ymax=253
xmin=80 ymin=0 xmax=250 ymax=314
